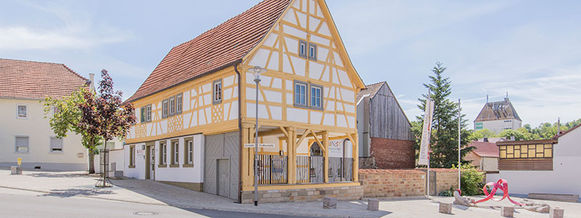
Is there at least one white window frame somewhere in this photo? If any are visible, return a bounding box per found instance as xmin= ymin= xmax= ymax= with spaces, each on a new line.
xmin=15 ymin=136 xmax=29 ymax=153
xmin=159 ymin=142 xmax=167 ymax=165
xmin=50 ymin=136 xmax=64 ymax=153
xmin=172 ymin=140 xmax=179 ymax=165
xmin=294 ymin=81 xmax=308 ymax=107
xmin=213 ymin=79 xmax=222 ymax=104
xmin=146 ymin=105 xmax=152 ymax=122
xmin=187 ymin=139 xmax=193 ymax=165
xmin=17 ymin=105 xmax=27 ymax=119
xmin=169 ymin=96 xmax=176 ymax=116
xmin=310 ymin=84 xmax=323 ymax=110
xmin=162 ymin=99 xmax=169 ymax=118
xmin=176 ymin=93 xmax=183 ymax=114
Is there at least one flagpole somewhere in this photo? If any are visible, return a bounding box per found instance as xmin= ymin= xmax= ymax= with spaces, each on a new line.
xmin=458 ymin=98 xmax=461 ymax=192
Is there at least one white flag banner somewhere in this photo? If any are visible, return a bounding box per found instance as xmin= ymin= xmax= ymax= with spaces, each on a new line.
xmin=418 ymin=98 xmax=435 ymax=165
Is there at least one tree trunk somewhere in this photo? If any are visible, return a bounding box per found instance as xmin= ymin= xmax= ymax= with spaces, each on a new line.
xmin=88 ymin=151 xmax=95 ymax=174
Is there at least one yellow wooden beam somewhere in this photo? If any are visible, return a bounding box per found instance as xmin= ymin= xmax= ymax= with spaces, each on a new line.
xmin=322 ymin=131 xmax=329 ymax=183
xmin=287 ymin=127 xmax=296 ymax=184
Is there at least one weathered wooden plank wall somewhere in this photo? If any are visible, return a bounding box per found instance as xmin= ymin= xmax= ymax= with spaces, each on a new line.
xmin=369 ymin=85 xmax=413 ymax=141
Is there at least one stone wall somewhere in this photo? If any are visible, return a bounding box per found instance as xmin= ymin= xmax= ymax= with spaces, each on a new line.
xmin=359 ymin=169 xmax=460 ymax=198
xmin=367 ymin=138 xmax=415 ymax=169
xmin=241 ymin=185 xmax=363 ymax=204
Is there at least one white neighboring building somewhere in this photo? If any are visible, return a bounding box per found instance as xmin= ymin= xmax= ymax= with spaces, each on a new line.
xmin=0 ymin=58 xmax=90 ymax=171
xmin=474 ymin=97 xmax=522 ymax=134
xmin=488 ymin=124 xmax=581 ymax=198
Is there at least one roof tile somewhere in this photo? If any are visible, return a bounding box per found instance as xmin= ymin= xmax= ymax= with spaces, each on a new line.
xmin=127 ymin=0 xmax=292 ymax=102
xmin=0 ymin=58 xmax=87 ymax=99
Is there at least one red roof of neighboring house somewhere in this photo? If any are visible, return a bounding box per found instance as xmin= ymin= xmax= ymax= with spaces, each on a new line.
xmin=126 ymin=0 xmax=292 ymax=102
xmin=556 ymin=123 xmax=581 ymax=139
xmin=0 ymin=58 xmax=87 ymax=99
xmin=469 ymin=141 xmax=499 ymax=158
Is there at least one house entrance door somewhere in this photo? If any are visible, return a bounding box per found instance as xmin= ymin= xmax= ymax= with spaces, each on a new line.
xmin=145 ymin=145 xmax=155 ymax=180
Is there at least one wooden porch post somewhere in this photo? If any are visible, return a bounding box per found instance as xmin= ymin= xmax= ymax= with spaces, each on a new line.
xmin=323 ymin=131 xmax=329 ymax=183
xmin=241 ymin=125 xmax=250 ymax=187
xmin=287 ymin=127 xmax=296 ymax=184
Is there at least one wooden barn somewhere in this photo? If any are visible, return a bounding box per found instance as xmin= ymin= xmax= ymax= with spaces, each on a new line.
xmin=356 ymin=82 xmax=414 ymax=169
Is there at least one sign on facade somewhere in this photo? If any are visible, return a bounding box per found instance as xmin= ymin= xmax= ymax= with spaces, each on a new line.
xmin=243 ymin=143 xmax=275 ymax=148
xmin=328 ymin=139 xmax=353 ymax=158
xmin=475 ymin=122 xmax=483 ymax=130
xmin=418 ymin=99 xmax=435 ymax=165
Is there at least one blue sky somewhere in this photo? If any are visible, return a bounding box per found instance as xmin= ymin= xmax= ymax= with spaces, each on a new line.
xmin=1 ymin=0 xmax=580 ymax=128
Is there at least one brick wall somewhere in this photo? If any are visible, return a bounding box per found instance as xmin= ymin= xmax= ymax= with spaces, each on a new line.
xmin=369 ymin=137 xmax=415 ymax=169
xmin=359 ymin=169 xmax=460 ymax=198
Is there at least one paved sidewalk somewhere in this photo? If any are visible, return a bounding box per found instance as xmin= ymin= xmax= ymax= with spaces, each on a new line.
xmin=1 ymin=170 xmax=580 ymax=217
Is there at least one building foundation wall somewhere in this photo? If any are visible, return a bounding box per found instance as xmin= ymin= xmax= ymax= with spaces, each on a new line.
xmin=240 ymin=185 xmax=363 ymax=204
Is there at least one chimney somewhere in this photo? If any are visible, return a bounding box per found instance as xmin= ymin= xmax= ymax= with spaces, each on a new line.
xmin=89 ymin=73 xmax=95 ymax=91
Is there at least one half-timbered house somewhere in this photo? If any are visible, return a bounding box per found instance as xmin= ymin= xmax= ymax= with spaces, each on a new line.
xmin=124 ymin=0 xmax=365 ymax=203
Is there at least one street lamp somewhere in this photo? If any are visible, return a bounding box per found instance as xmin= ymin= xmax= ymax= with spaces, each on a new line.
xmin=249 ymin=66 xmax=266 ymax=206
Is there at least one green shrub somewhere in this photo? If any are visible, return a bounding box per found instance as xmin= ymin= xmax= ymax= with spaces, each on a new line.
xmin=452 ymin=164 xmax=485 ymax=196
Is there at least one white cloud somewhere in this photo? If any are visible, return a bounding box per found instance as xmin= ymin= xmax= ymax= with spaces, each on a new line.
xmin=0 ymin=1 xmax=132 ymax=50
xmin=0 ymin=26 xmax=130 ymax=50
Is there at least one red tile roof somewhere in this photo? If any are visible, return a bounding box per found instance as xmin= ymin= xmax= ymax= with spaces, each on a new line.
xmin=0 ymin=58 xmax=88 ymax=99
xmin=468 ymin=141 xmax=499 ymax=158
xmin=127 ymin=0 xmax=292 ymax=102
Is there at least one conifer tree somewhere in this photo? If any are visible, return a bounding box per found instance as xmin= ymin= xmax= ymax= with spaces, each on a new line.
xmin=416 ymin=62 xmax=473 ymax=168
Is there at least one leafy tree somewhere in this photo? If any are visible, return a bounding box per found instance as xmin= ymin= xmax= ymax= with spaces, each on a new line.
xmin=470 ymin=129 xmax=496 ymax=140
xmin=78 ymin=70 xmax=135 ymax=185
xmin=416 ymin=62 xmax=473 ymax=168
xmin=44 ymin=87 xmax=103 ymax=174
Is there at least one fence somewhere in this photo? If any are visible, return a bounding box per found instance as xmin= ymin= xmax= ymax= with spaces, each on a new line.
xmin=257 ymin=155 xmax=287 ymax=184
xmin=329 ymin=157 xmax=353 ymax=182
xmin=257 ymin=155 xmax=352 ymax=185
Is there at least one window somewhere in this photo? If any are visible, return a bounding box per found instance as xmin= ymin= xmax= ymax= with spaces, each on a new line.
xmin=169 ymin=96 xmax=176 ymax=116
xmin=159 ymin=141 xmax=167 ymax=166
xmin=308 ymin=43 xmax=317 ymax=60
xmin=17 ymin=105 xmax=27 ymax=118
xmin=15 ymin=136 xmax=29 ymax=153
xmin=162 ymin=99 xmax=169 ymax=118
xmin=299 ymin=40 xmax=307 ymax=58
xmin=184 ymin=138 xmax=194 ymax=167
xmin=294 ymin=81 xmax=307 ymax=107
xmin=499 ymin=144 xmax=553 ymax=159
xmin=140 ymin=105 xmax=152 ymax=123
xmin=176 ymin=93 xmax=183 ymax=114
xmin=129 ymin=145 xmax=135 ymax=168
xmin=310 ymin=84 xmax=323 ymax=109
xmin=50 ymin=137 xmax=63 ymax=152
xmin=213 ymin=79 xmax=222 ymax=104
xmin=146 ymin=105 xmax=152 ymax=122
xmin=294 ymin=81 xmax=324 ymax=110
xmin=170 ymin=140 xmax=179 ymax=167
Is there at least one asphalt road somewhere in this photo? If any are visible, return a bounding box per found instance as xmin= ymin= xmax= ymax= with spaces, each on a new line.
xmin=0 ymin=188 xmax=313 ymax=218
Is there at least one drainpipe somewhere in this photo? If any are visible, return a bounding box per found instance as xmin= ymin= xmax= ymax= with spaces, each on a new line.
xmin=234 ymin=60 xmax=243 ymax=204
